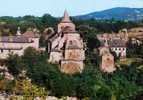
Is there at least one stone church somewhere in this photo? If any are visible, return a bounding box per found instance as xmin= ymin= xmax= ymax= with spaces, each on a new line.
xmin=46 ymin=11 xmax=85 ymax=74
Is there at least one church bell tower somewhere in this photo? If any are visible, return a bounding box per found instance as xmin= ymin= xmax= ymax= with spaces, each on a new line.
xmin=59 ymin=10 xmax=85 ymax=74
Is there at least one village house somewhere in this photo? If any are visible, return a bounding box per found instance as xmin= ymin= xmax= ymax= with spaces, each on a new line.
xmin=46 ymin=10 xmax=85 ymax=74
xmin=0 ymin=28 xmax=40 ymax=59
xmin=126 ymin=27 xmax=143 ymax=45
xmin=97 ymin=27 xmax=143 ymax=59
xmin=97 ymin=32 xmax=127 ymax=58
xmin=0 ymin=28 xmax=42 ymax=80
xmin=109 ymin=39 xmax=126 ymax=58
xmin=127 ymin=27 xmax=143 ymax=40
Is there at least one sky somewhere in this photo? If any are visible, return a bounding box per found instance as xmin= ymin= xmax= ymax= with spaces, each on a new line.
xmin=0 ymin=0 xmax=143 ymax=17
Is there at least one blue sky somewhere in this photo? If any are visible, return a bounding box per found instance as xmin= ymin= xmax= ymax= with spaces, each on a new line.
xmin=0 ymin=0 xmax=143 ymax=17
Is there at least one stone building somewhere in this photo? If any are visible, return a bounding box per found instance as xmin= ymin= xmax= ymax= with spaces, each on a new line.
xmin=126 ymin=27 xmax=143 ymax=45
xmin=0 ymin=28 xmax=40 ymax=59
xmin=97 ymin=32 xmax=127 ymax=58
xmin=47 ymin=11 xmax=85 ymax=74
xmin=99 ymin=46 xmax=115 ymax=73
xmin=109 ymin=39 xmax=126 ymax=58
xmin=127 ymin=27 xmax=143 ymax=40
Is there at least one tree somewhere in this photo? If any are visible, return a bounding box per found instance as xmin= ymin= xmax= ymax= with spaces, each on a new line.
xmin=41 ymin=14 xmax=57 ymax=27
xmin=6 ymin=53 xmax=24 ymax=78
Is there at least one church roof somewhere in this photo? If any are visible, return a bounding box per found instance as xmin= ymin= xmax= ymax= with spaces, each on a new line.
xmin=61 ymin=10 xmax=72 ymax=23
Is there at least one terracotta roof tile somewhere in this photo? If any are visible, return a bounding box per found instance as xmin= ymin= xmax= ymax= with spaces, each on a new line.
xmin=22 ymin=31 xmax=36 ymax=38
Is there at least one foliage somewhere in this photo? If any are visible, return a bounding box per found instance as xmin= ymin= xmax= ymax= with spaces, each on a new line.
xmin=14 ymin=78 xmax=47 ymax=98
xmin=2 ymin=15 xmax=143 ymax=99
xmin=74 ymin=19 xmax=142 ymax=33
xmin=0 ymin=15 xmax=142 ymax=36
xmin=6 ymin=53 xmax=25 ymax=77
xmin=5 ymin=47 xmax=143 ymax=99
xmin=41 ymin=14 xmax=58 ymax=28
xmin=0 ymin=79 xmax=15 ymax=93
xmin=127 ymin=39 xmax=143 ymax=58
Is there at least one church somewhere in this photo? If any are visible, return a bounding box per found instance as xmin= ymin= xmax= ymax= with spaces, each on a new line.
xmin=47 ymin=11 xmax=85 ymax=74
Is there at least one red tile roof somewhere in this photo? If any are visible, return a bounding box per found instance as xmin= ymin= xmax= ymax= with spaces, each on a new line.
xmin=22 ymin=31 xmax=36 ymax=38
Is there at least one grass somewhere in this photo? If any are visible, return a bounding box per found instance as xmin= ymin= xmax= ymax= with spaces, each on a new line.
xmin=116 ymin=58 xmax=143 ymax=66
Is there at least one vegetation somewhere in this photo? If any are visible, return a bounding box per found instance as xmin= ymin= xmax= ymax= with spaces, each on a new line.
xmin=0 ymin=15 xmax=143 ymax=35
xmin=127 ymin=38 xmax=143 ymax=58
xmin=4 ymin=47 xmax=143 ymax=100
xmin=0 ymin=14 xmax=143 ymax=99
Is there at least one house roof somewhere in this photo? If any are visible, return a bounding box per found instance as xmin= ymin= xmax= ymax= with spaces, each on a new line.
xmin=22 ymin=31 xmax=37 ymax=38
xmin=0 ymin=36 xmax=30 ymax=43
xmin=0 ymin=47 xmax=23 ymax=50
xmin=109 ymin=39 xmax=126 ymax=47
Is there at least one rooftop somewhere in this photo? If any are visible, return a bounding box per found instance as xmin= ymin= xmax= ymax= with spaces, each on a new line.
xmin=0 ymin=30 xmax=39 ymax=43
xmin=0 ymin=36 xmax=30 ymax=43
xmin=61 ymin=10 xmax=72 ymax=23
xmin=109 ymin=39 xmax=126 ymax=47
xmin=22 ymin=30 xmax=37 ymax=38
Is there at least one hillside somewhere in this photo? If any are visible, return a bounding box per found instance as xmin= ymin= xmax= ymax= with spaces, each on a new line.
xmin=75 ymin=7 xmax=143 ymax=21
